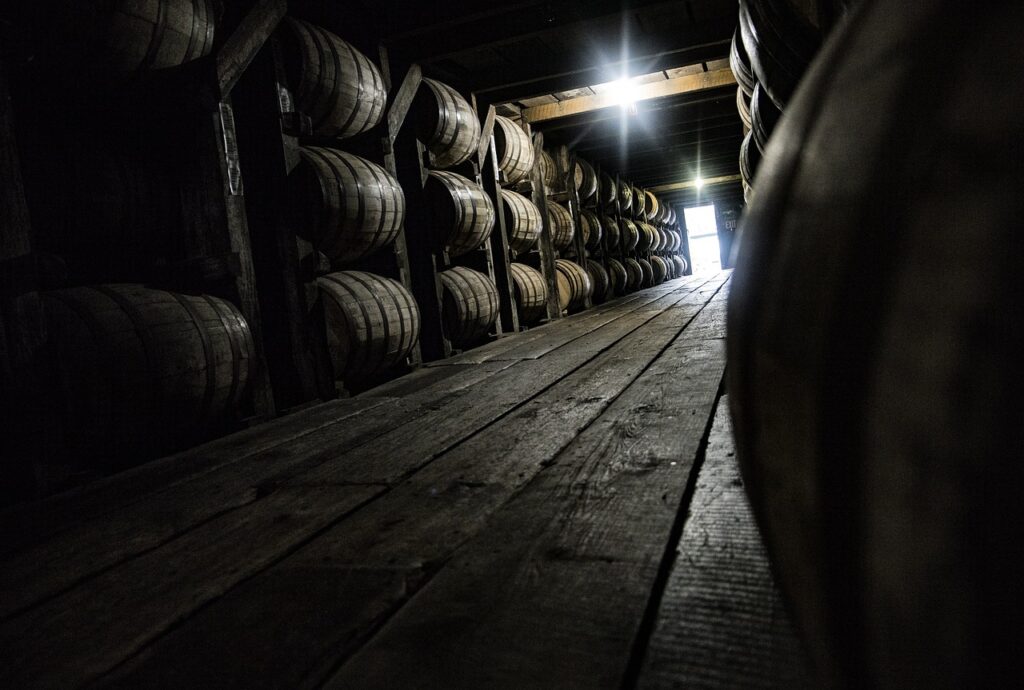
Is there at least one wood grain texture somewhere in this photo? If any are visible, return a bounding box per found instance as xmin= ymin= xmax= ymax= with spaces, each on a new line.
xmin=636 ymin=398 xmax=814 ymax=690
xmin=326 ymin=282 xmax=731 ymax=689
xmin=97 ymin=278 xmax=725 ymax=689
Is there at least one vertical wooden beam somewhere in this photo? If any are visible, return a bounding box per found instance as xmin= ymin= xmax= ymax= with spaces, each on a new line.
xmin=561 ymin=147 xmax=592 ymax=310
xmin=676 ymin=204 xmax=693 ymax=276
xmin=475 ymin=100 xmax=519 ymax=333
xmin=180 ymin=96 xmax=275 ymax=418
xmin=527 ymin=129 xmax=562 ymax=321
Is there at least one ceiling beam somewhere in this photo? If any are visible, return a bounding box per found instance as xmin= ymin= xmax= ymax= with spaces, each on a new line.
xmin=648 ymin=174 xmax=742 ymax=193
xmin=522 ymin=68 xmax=736 ymax=123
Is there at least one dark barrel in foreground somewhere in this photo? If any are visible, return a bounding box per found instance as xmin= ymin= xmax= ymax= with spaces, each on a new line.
xmin=728 ymin=2 xmax=1024 ymax=688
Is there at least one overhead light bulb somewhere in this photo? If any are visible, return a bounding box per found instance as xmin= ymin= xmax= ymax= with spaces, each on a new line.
xmin=611 ymin=79 xmax=637 ymax=107
xmin=695 ymin=177 xmax=705 ymax=189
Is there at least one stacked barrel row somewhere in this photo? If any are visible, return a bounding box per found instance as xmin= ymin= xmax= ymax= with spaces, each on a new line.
xmin=731 ymin=0 xmax=823 ymax=203
xmin=547 ymin=149 xmax=690 ymax=307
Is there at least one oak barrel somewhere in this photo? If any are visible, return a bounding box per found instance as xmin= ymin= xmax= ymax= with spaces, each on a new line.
xmin=730 ymin=28 xmax=756 ymax=98
xmin=607 ymin=258 xmax=628 ymax=296
xmin=509 ymin=263 xmax=548 ymax=325
xmin=73 ymin=0 xmax=217 ymax=82
xmin=586 ymin=259 xmax=611 ymax=304
xmin=415 ymin=78 xmax=481 ymax=168
xmin=539 ymin=150 xmax=557 ymax=187
xmin=671 ymin=255 xmax=687 ymax=277
xmin=737 ymin=0 xmax=820 ymax=109
xmin=637 ymin=223 xmax=658 ymax=252
xmin=601 ymin=215 xmax=621 ymax=251
xmin=632 ymin=186 xmax=646 ymax=216
xmin=637 ymin=258 xmax=654 ymax=288
xmin=319 ymin=271 xmax=420 ymax=380
xmin=644 ymin=191 xmax=660 ymax=222
xmin=662 ymin=255 xmax=676 ymax=280
xmin=425 ymin=170 xmax=495 ymax=256
xmin=600 ymin=172 xmax=617 ymax=206
xmin=554 ymin=259 xmax=592 ymax=312
xmin=547 ymin=201 xmax=575 ymax=251
xmin=500 ymin=189 xmax=542 ymax=254
xmin=493 ymin=116 xmax=535 ymax=185
xmin=618 ymin=181 xmax=633 ymax=212
xmin=573 ymin=158 xmax=598 ymax=200
xmin=43 ymin=285 xmax=253 ymax=459
xmin=440 ymin=266 xmax=499 ymax=346
xmin=737 ymin=86 xmax=753 ymax=132
xmin=650 ymin=255 xmax=668 ymax=284
xmin=281 ymin=18 xmax=387 ymax=139
xmin=619 ymin=218 xmax=640 ymax=252
xmin=295 ymin=147 xmax=404 ymax=264
xmin=728 ymin=2 xmax=1023 ymax=686
xmin=580 ymin=210 xmax=602 ymax=251
xmin=623 ymin=258 xmax=643 ymax=292
xmin=750 ymin=81 xmax=782 ymax=155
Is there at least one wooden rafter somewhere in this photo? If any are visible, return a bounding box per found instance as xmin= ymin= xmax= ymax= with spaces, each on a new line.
xmin=648 ymin=174 xmax=742 ymax=193
xmin=522 ymin=68 xmax=736 ymax=123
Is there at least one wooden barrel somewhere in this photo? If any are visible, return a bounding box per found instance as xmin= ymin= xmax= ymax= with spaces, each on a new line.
xmin=644 ymin=191 xmax=660 ymax=221
xmin=540 ymin=150 xmax=557 ymax=187
xmin=650 ymin=256 xmax=669 ymax=284
xmin=43 ymin=285 xmax=253 ymax=460
xmin=586 ymin=259 xmax=611 ymax=304
xmin=729 ymin=3 xmax=1024 ymax=686
xmin=740 ymin=129 xmax=761 ymax=188
xmin=500 ymin=189 xmax=542 ymax=254
xmin=671 ymin=255 xmax=687 ymax=276
xmin=665 ymin=206 xmax=677 ymax=226
xmin=425 ymin=170 xmax=495 ymax=256
xmin=581 ymin=210 xmax=602 ymax=251
xmin=750 ymin=81 xmax=782 ymax=155
xmin=547 ymin=201 xmax=575 ymax=250
xmin=730 ymin=28 xmax=756 ymax=97
xmin=493 ymin=116 xmax=535 ymax=185
xmin=440 ymin=266 xmax=499 ymax=346
xmin=737 ymin=0 xmax=820 ymax=109
xmin=509 ymin=262 xmax=548 ymax=325
xmin=554 ymin=259 xmax=592 ymax=312
xmin=737 ymin=86 xmax=753 ymax=132
xmin=633 ymin=186 xmax=646 ymax=216
xmin=618 ymin=182 xmax=633 ymax=212
xmin=574 ymin=158 xmax=598 ymax=200
xmin=414 ymin=78 xmax=481 ymax=168
xmin=607 ymin=258 xmax=628 ymax=295
xmin=281 ymin=19 xmax=387 ymax=139
xmin=294 ymin=147 xmax=404 ymax=264
xmin=634 ymin=223 xmax=654 ymax=252
xmin=601 ymin=215 xmax=621 ymax=251
xmin=617 ymin=219 xmax=638 ymax=252
xmin=72 ymin=0 xmax=217 ymax=82
xmin=319 ymin=271 xmax=420 ymax=380
xmin=623 ymin=258 xmax=643 ymax=292
xmin=600 ymin=172 xmax=617 ymax=206
xmin=662 ymin=255 xmax=676 ymax=280
xmin=637 ymin=258 xmax=654 ymax=288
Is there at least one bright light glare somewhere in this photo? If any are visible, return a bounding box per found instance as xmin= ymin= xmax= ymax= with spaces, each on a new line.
xmin=610 ymin=79 xmax=638 ymax=106
xmin=694 ymin=176 xmax=705 ymax=190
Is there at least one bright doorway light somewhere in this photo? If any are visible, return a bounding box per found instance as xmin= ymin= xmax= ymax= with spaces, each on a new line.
xmin=683 ymin=204 xmax=722 ymax=275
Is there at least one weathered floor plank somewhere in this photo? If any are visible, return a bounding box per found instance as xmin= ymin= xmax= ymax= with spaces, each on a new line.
xmin=323 ymin=285 xmax=730 ymax=689
xmin=635 ymin=399 xmax=815 ymax=690
xmin=93 ymin=278 xmax=727 ymax=689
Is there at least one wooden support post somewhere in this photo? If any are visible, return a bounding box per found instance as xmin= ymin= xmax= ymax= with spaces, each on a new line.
xmin=676 ymin=204 xmax=693 ymax=276
xmin=475 ymin=100 xmax=519 ymax=334
xmin=216 ymin=0 xmax=288 ymax=98
xmin=230 ymin=39 xmax=336 ymax=411
xmin=380 ymin=59 xmax=424 ymax=365
xmin=527 ymin=130 xmax=562 ymax=321
xmin=561 ymin=147 xmax=592 ymax=310
xmin=388 ymin=64 xmax=451 ymax=360
xmin=179 ymin=96 xmax=275 ymax=419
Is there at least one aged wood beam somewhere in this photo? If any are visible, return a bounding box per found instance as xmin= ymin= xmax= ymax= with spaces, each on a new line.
xmin=522 ymin=68 xmax=736 ymax=123
xmin=216 ymin=0 xmax=288 ymax=98
xmin=648 ymin=174 xmax=742 ymax=193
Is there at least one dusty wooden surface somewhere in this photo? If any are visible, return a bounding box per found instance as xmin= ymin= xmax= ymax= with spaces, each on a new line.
xmin=0 ymin=270 xmax=812 ymax=688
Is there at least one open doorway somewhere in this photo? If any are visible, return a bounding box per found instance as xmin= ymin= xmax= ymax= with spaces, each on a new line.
xmin=683 ymin=204 xmax=722 ymax=275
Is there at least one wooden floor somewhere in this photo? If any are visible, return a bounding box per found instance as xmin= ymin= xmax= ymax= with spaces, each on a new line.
xmin=0 ymin=270 xmax=813 ymax=688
